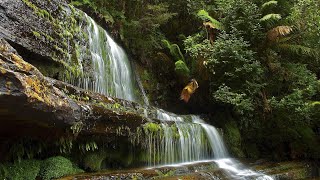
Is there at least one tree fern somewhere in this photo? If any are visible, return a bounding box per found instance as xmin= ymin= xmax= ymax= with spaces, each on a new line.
xmin=277 ymin=44 xmax=318 ymax=58
xmin=267 ymin=26 xmax=293 ymax=41
xmin=261 ymin=1 xmax=278 ymax=10
xmin=197 ymin=10 xmax=224 ymax=30
xmin=260 ymin=13 xmax=281 ymax=22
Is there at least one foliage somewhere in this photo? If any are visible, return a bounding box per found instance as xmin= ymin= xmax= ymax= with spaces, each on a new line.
xmin=2 ymin=159 xmax=41 ymax=180
xmin=162 ymin=40 xmax=185 ymax=62
xmin=183 ymin=0 xmax=320 ymax=160
xmin=70 ymin=0 xmax=320 ymax=161
xmin=39 ymin=156 xmax=83 ymax=180
xmin=175 ymin=60 xmax=190 ymax=77
xmin=197 ymin=9 xmax=223 ymax=30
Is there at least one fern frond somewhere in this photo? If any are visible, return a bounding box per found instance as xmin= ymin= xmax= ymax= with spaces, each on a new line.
xmin=171 ymin=44 xmax=185 ymax=62
xmin=162 ymin=40 xmax=185 ymax=62
xmin=277 ymin=44 xmax=318 ymax=58
xmin=197 ymin=9 xmax=224 ymax=30
xmin=267 ymin=26 xmax=293 ymax=41
xmin=261 ymin=1 xmax=278 ymax=9
xmin=260 ymin=13 xmax=281 ymax=22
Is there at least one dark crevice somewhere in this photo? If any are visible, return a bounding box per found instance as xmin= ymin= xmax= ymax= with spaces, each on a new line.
xmin=5 ymin=39 xmax=64 ymax=79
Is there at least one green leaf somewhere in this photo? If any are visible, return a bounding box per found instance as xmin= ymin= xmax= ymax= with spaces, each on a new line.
xmin=260 ymin=13 xmax=281 ymax=22
xmin=261 ymin=1 xmax=278 ymax=9
xmin=197 ymin=9 xmax=224 ymax=30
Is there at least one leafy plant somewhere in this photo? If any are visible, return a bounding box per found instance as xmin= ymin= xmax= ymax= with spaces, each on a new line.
xmin=197 ymin=9 xmax=223 ymax=30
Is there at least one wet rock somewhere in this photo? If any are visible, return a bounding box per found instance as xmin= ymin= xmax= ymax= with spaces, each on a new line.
xmin=0 ymin=0 xmax=89 ymax=78
xmin=0 ymin=38 xmax=148 ymax=160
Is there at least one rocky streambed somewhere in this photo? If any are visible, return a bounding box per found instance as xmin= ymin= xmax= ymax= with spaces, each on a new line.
xmin=60 ymin=159 xmax=318 ymax=180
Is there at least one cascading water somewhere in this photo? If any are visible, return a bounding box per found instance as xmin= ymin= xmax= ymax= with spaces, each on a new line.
xmin=66 ymin=12 xmax=273 ymax=179
xmin=143 ymin=110 xmax=273 ymax=179
xmin=67 ymin=14 xmax=139 ymax=102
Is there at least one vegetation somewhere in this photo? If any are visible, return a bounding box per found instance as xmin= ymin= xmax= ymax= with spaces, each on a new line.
xmin=1 ymin=0 xmax=320 ymax=178
xmin=39 ymin=156 xmax=83 ymax=180
xmin=68 ymin=0 xmax=320 ymax=161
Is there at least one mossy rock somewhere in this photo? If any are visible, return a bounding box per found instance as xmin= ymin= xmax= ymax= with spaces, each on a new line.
xmin=224 ymin=121 xmax=245 ymax=158
xmin=83 ymin=148 xmax=134 ymax=171
xmin=2 ymin=159 xmax=41 ymax=180
xmin=39 ymin=156 xmax=83 ymax=180
xmin=83 ymin=150 xmax=107 ymax=171
xmin=175 ymin=60 xmax=190 ymax=77
xmin=143 ymin=122 xmax=162 ymax=134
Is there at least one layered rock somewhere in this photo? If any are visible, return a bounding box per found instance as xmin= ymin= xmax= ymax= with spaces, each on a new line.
xmin=0 ymin=0 xmax=89 ymax=78
xmin=0 ymin=38 xmax=148 ymax=161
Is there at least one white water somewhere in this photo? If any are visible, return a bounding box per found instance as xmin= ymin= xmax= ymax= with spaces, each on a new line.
xmin=64 ymin=12 xmax=273 ymax=179
xmin=145 ymin=110 xmax=273 ymax=179
xmin=66 ymin=14 xmax=139 ymax=102
xmin=193 ymin=117 xmax=272 ymax=179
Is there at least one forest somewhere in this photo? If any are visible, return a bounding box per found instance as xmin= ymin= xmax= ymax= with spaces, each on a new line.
xmin=0 ymin=0 xmax=319 ymax=179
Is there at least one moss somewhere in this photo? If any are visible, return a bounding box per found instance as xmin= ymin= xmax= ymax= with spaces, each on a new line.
xmin=290 ymin=126 xmax=320 ymax=159
xmin=3 ymin=159 xmax=41 ymax=180
xmin=0 ymin=164 xmax=7 ymax=179
xmin=40 ymin=156 xmax=83 ymax=180
xmin=175 ymin=60 xmax=190 ymax=77
xmin=224 ymin=121 xmax=245 ymax=158
xmin=143 ymin=122 xmax=161 ymax=134
xmin=42 ymin=33 xmax=54 ymax=42
xmin=32 ymin=31 xmax=41 ymax=38
xmin=83 ymin=150 xmax=107 ymax=171
xmin=0 ymin=67 xmax=7 ymax=74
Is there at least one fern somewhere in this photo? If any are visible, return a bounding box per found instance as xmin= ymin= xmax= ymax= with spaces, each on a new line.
xmin=277 ymin=44 xmax=318 ymax=58
xmin=197 ymin=10 xmax=224 ymax=30
xmin=260 ymin=13 xmax=281 ymax=22
xmin=261 ymin=1 xmax=278 ymax=9
xmin=162 ymin=40 xmax=185 ymax=62
xmin=267 ymin=26 xmax=293 ymax=41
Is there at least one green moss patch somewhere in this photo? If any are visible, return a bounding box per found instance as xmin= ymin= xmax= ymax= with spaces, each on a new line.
xmin=39 ymin=156 xmax=83 ymax=180
xmin=1 ymin=159 xmax=41 ymax=180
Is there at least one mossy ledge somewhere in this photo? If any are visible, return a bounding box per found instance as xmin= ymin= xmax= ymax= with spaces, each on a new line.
xmin=0 ymin=0 xmax=91 ymax=80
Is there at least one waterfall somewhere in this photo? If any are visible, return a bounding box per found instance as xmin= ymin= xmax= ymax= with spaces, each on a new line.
xmin=66 ymin=14 xmax=139 ymax=102
xmin=65 ymin=12 xmax=272 ymax=179
xmin=143 ymin=110 xmax=273 ymax=179
xmin=192 ymin=116 xmax=229 ymax=159
xmin=143 ymin=111 xmax=223 ymax=166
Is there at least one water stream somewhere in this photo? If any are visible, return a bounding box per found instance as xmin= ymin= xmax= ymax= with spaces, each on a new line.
xmin=67 ymin=13 xmax=273 ymax=179
xmin=66 ymin=14 xmax=139 ymax=102
xmin=146 ymin=110 xmax=273 ymax=179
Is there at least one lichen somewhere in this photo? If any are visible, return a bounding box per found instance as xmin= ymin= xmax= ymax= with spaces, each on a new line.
xmin=0 ymin=67 xmax=6 ymax=74
xmin=10 ymin=53 xmax=33 ymax=72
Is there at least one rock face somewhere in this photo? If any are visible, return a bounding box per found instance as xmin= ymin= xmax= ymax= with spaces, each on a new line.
xmin=0 ymin=38 xmax=147 ymax=160
xmin=0 ymin=0 xmax=89 ymax=78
